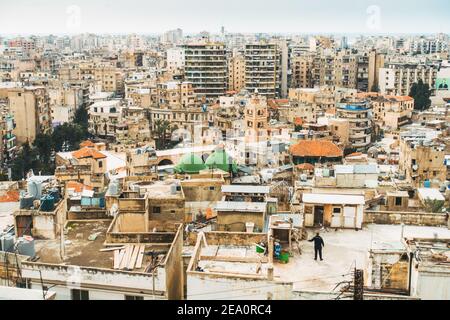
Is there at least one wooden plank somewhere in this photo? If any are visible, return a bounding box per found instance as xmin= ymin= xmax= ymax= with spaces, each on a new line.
xmin=115 ymin=249 xmax=125 ymax=269
xmin=135 ymin=245 xmax=146 ymax=269
xmin=100 ymin=246 xmax=126 ymax=252
xmin=113 ymin=250 xmax=119 ymax=269
xmin=119 ymin=246 xmax=131 ymax=270
xmin=127 ymin=245 xmax=140 ymax=270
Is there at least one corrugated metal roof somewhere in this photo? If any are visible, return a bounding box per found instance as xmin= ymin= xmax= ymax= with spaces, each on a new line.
xmin=417 ymin=188 xmax=445 ymax=202
xmin=303 ymin=193 xmax=365 ymax=205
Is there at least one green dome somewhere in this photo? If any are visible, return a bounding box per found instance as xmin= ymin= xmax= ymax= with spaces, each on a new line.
xmin=205 ymin=149 xmax=238 ymax=173
xmin=174 ymin=153 xmax=207 ymax=174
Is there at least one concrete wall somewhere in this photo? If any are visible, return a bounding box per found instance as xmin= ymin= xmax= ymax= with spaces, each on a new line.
xmin=163 ymin=225 xmax=184 ymax=300
xmin=148 ymin=198 xmax=185 ymax=222
xmin=293 ymin=290 xmax=417 ymax=300
xmin=367 ymin=250 xmax=408 ymax=291
xmin=187 ymin=231 xmax=267 ymax=246
xmin=364 ymin=210 xmax=447 ymax=227
xmin=181 ymin=180 xmax=224 ymax=202
xmin=22 ymin=262 xmax=167 ymax=298
xmin=187 ymin=273 xmax=293 ymax=300
xmin=67 ymin=209 xmax=110 ymax=220
xmin=217 ymin=211 xmax=265 ymax=232
xmin=411 ymin=265 xmax=450 ymax=300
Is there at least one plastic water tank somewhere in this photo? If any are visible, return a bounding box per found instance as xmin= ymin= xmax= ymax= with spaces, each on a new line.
xmin=108 ymin=181 xmax=119 ymax=195
xmin=16 ymin=236 xmax=36 ymax=257
xmin=40 ymin=195 xmax=55 ymax=212
xmin=48 ymin=188 xmax=60 ymax=203
xmin=0 ymin=234 xmax=15 ymax=253
xmin=424 ymin=180 xmax=431 ymax=188
xmin=20 ymin=194 xmax=35 ymax=209
xmin=27 ymin=181 xmax=42 ymax=199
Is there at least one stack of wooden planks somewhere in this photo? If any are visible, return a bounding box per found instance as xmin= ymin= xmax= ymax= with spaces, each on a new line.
xmin=112 ymin=244 xmax=146 ymax=271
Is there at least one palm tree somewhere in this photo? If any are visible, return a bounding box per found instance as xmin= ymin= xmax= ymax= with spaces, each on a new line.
xmin=102 ymin=119 xmax=109 ymax=137
xmin=153 ymin=119 xmax=171 ymax=149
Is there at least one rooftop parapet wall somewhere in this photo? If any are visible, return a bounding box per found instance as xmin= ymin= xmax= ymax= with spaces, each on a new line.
xmin=364 ymin=210 xmax=447 ymax=227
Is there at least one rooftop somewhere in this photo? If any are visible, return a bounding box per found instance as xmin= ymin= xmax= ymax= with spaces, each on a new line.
xmin=34 ymin=220 xmax=167 ymax=272
xmin=290 ymin=140 xmax=343 ymax=158
xmin=221 ymin=185 xmax=271 ymax=195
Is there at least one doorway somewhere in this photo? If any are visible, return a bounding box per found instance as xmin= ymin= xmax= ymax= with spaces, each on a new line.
xmin=313 ymin=206 xmax=324 ymax=227
xmin=16 ymin=216 xmax=33 ymax=237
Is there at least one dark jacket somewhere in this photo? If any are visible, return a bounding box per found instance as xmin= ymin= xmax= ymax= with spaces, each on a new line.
xmin=309 ymin=236 xmax=325 ymax=249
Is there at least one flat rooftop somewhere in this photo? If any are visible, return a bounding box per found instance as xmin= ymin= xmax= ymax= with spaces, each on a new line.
xmin=197 ymin=245 xmax=269 ymax=276
xmin=34 ymin=221 xmax=168 ymax=272
xmin=274 ymin=224 xmax=450 ymax=292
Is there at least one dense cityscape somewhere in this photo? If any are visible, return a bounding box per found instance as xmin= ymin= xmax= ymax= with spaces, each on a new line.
xmin=0 ymin=1 xmax=449 ymax=303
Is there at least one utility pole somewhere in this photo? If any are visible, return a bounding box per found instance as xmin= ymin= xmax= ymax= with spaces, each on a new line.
xmin=353 ymin=268 xmax=364 ymax=300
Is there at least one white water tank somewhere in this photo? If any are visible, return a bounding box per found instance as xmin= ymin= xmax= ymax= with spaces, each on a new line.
xmin=245 ymin=222 xmax=255 ymax=233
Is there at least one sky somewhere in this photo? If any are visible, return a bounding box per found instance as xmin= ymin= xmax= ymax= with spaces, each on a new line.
xmin=0 ymin=0 xmax=449 ymax=36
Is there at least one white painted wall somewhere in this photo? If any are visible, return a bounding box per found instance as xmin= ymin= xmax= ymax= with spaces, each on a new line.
xmin=187 ymin=274 xmax=293 ymax=300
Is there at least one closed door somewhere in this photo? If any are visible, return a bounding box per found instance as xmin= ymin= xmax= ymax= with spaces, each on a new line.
xmin=343 ymin=207 xmax=356 ymax=228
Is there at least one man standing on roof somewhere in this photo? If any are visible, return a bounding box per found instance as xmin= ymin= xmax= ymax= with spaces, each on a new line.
xmin=309 ymin=232 xmax=325 ymax=261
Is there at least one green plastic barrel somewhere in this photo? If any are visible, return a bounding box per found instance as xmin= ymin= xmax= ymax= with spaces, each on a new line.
xmin=279 ymin=252 xmax=290 ymax=263
xmin=256 ymin=245 xmax=265 ymax=253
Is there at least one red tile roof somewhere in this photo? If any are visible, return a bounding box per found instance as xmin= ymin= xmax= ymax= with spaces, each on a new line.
xmin=79 ymin=140 xmax=96 ymax=148
xmin=72 ymin=147 xmax=107 ymax=160
xmin=290 ymin=140 xmax=343 ymax=158
xmin=66 ymin=181 xmax=93 ymax=193
xmin=296 ymin=163 xmax=315 ymax=171
xmin=0 ymin=190 xmax=19 ymax=203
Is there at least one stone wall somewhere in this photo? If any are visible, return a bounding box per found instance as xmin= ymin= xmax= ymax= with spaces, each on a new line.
xmin=364 ymin=210 xmax=447 ymax=227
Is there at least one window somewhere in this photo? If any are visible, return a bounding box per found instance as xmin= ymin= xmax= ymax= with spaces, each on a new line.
xmin=209 ymin=186 xmax=215 ymax=191
xmin=125 ymin=295 xmax=144 ymax=300
xmin=395 ymin=197 xmax=403 ymax=206
xmin=98 ymin=161 xmax=103 ymax=168
xmin=153 ymin=207 xmax=161 ymax=214
xmin=71 ymin=289 xmax=89 ymax=300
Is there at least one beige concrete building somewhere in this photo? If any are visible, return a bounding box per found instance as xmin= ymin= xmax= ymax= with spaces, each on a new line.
xmin=228 ymin=54 xmax=245 ymax=92
xmin=8 ymin=86 xmax=52 ymax=144
xmin=379 ymin=63 xmax=438 ymax=96
xmin=291 ymin=54 xmax=314 ymax=89
xmin=245 ymin=42 xmax=282 ymax=98
xmin=399 ymin=137 xmax=446 ymax=188
xmin=358 ymin=93 xmax=414 ymax=130
xmin=183 ymin=42 xmax=228 ymax=102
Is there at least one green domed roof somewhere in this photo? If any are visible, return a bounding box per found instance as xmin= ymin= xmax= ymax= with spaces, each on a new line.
xmin=174 ymin=153 xmax=207 ymax=174
xmin=205 ymin=149 xmax=238 ymax=173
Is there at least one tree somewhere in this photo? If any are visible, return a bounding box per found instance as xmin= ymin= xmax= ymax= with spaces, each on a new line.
xmin=424 ymin=199 xmax=445 ymax=213
xmin=410 ymin=80 xmax=432 ymax=111
xmin=74 ymin=106 xmax=89 ymax=130
xmin=33 ymin=133 xmax=53 ymax=164
xmin=52 ymin=123 xmax=87 ymax=152
xmin=11 ymin=143 xmax=37 ymax=180
xmin=153 ymin=119 xmax=171 ymax=149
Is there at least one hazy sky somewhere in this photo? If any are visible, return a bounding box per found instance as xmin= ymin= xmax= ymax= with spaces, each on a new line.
xmin=1 ymin=0 xmax=449 ymax=35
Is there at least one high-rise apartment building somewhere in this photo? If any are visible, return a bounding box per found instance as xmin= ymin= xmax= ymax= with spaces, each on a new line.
xmin=228 ymin=54 xmax=246 ymax=92
xmin=183 ymin=42 xmax=228 ymax=102
xmin=245 ymin=42 xmax=283 ymax=98
xmin=379 ymin=63 xmax=438 ymax=96
xmin=291 ymin=54 xmax=314 ymax=88
xmin=8 ymin=86 xmax=52 ymax=144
